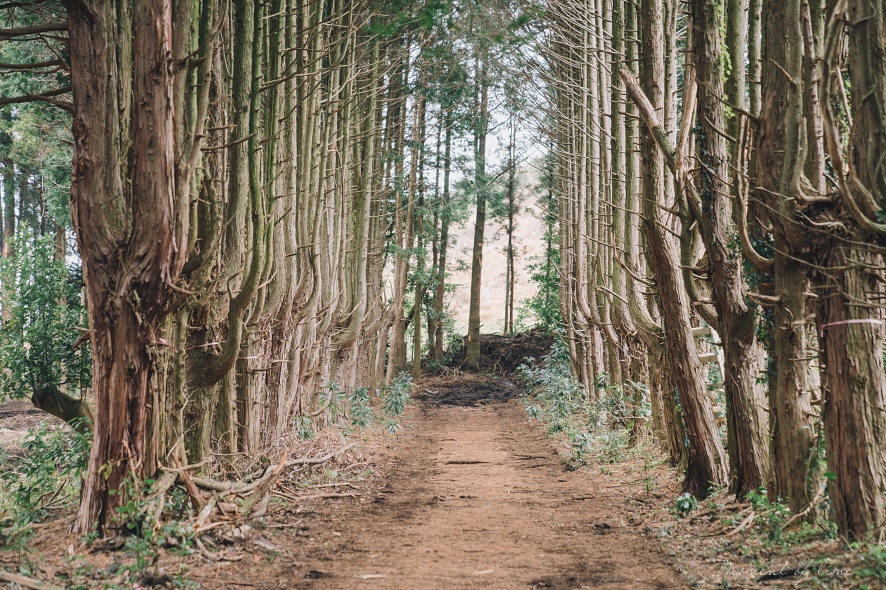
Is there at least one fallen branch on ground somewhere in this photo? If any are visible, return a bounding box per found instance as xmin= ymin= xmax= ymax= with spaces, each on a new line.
xmin=0 ymin=571 xmax=64 ymax=590
xmin=150 ymin=442 xmax=358 ymax=531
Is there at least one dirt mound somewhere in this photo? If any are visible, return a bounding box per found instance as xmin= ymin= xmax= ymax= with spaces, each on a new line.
xmin=417 ymin=375 xmax=524 ymax=407
xmin=446 ymin=327 xmax=554 ymax=374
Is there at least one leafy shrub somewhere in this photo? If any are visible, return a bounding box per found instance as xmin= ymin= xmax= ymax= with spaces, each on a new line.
xmin=293 ymin=416 xmax=314 ymax=440
xmin=382 ymin=372 xmax=412 ymax=417
xmin=0 ymin=421 xmax=90 ymax=541
xmin=519 ymin=337 xmax=647 ymax=465
xmin=349 ymin=387 xmax=373 ymax=428
xmin=319 ymin=381 xmax=346 ymax=422
xmin=745 ymin=487 xmax=792 ymax=544
xmin=673 ymin=492 xmax=698 ymax=518
xmin=377 ymin=372 xmax=414 ymax=433
xmin=856 ymin=543 xmax=886 ymax=582
xmin=519 ymin=337 xmax=586 ymax=434
xmin=0 ymin=230 xmax=90 ymax=404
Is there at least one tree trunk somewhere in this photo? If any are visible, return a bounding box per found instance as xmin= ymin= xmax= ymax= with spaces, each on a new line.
xmin=692 ymin=0 xmax=770 ymax=496
xmin=66 ymin=0 xmax=183 ymax=534
xmin=756 ymin=0 xmax=820 ymax=513
xmin=433 ymin=116 xmax=453 ymax=362
xmin=639 ymin=0 xmax=728 ymax=497
xmin=504 ymin=116 xmax=517 ymax=335
xmin=815 ymin=245 xmax=886 ymax=539
xmin=466 ymin=52 xmax=488 ymax=367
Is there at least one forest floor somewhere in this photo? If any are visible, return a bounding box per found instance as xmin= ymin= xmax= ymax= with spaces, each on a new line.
xmin=2 ymin=374 xmax=878 ymax=589
xmin=241 ymin=374 xmax=684 ymax=590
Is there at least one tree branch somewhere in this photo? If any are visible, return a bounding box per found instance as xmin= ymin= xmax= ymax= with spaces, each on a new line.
xmin=0 ymin=59 xmax=66 ymax=71
xmin=0 ymin=22 xmax=67 ymax=40
xmin=0 ymin=86 xmax=73 ymax=112
xmin=620 ymin=67 xmax=705 ymax=223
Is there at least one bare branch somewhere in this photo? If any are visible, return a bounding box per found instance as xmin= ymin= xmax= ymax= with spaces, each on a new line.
xmin=0 ymin=86 xmax=73 ymax=112
xmin=0 ymin=59 xmax=66 ymax=71
xmin=0 ymin=22 xmax=67 ymax=40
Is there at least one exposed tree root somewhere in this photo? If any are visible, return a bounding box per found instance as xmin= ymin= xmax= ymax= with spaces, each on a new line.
xmin=148 ymin=442 xmax=358 ymax=535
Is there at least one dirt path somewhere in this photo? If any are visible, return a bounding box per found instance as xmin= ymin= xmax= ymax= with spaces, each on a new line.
xmin=231 ymin=377 xmax=685 ymax=590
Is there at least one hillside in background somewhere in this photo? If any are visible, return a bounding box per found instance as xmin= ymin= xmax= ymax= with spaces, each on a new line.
xmin=447 ymin=167 xmax=547 ymax=334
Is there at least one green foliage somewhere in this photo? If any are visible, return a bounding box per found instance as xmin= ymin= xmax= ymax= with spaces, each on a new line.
xmin=0 ymin=230 xmax=90 ymax=403
xmin=99 ymin=478 xmax=196 ymax=586
xmin=856 ymin=543 xmax=886 ymax=582
xmin=519 ymin=338 xmax=647 ymax=465
xmin=519 ymin=337 xmax=585 ymax=434
xmin=349 ymin=387 xmax=374 ymax=428
xmin=745 ymin=487 xmax=792 ymax=544
xmin=673 ymin=492 xmax=698 ymax=518
xmin=319 ymin=381 xmax=346 ymax=422
xmin=382 ymin=372 xmax=413 ymax=417
xmin=293 ymin=416 xmax=314 ymax=440
xmin=0 ymin=108 xmax=73 ymax=223
xmin=518 ymin=154 xmax=561 ymax=333
xmin=0 ymin=421 xmax=90 ymax=543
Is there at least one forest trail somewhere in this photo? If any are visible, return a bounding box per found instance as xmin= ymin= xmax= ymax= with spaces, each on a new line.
xmin=212 ymin=377 xmax=685 ymax=590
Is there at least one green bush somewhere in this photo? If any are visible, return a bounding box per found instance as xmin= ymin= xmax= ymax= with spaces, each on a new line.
xmin=382 ymin=372 xmax=412 ymax=417
xmin=673 ymin=492 xmax=698 ymax=518
xmin=349 ymin=386 xmax=373 ymax=428
xmin=519 ymin=337 xmax=650 ymax=465
xmin=378 ymin=372 xmax=413 ymax=433
xmin=0 ymin=230 xmax=91 ymax=404
xmin=0 ymin=421 xmax=90 ymax=541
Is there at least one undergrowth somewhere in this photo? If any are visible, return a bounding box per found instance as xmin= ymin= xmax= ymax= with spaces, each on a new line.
xmin=0 ymin=374 xmax=415 ymax=588
xmin=518 ymin=337 xmax=652 ymax=466
xmin=294 ymin=372 xmax=414 ymax=439
xmin=0 ymin=420 xmax=90 ymax=547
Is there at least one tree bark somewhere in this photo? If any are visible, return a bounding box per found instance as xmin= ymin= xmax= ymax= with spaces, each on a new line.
xmin=692 ymin=0 xmax=770 ymax=496
xmin=66 ymin=0 xmax=183 ymax=534
xmin=638 ymin=0 xmax=728 ymax=497
xmin=815 ymin=244 xmax=886 ymax=539
xmin=466 ymin=51 xmax=488 ymax=367
xmin=756 ymin=0 xmax=821 ymax=514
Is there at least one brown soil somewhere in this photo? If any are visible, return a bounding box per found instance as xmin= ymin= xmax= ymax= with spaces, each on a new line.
xmin=5 ymin=377 xmax=874 ymax=589
xmin=3 ymin=377 xmax=688 ymax=589
xmin=191 ymin=376 xmax=685 ymax=590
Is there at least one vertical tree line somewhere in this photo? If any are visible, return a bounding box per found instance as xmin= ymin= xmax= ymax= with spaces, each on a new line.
xmin=547 ymin=0 xmax=886 ymax=541
xmin=1 ymin=0 xmax=535 ymax=535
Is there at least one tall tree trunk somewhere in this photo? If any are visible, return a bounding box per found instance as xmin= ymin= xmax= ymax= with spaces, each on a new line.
xmin=466 ymin=51 xmax=488 ymax=367
xmin=756 ymin=0 xmax=820 ymax=514
xmin=1 ymin=159 xmax=14 ymax=320
xmin=66 ymin=0 xmax=184 ymax=534
xmin=815 ymin=245 xmax=886 ymax=539
xmin=638 ymin=0 xmax=728 ymax=497
xmin=692 ymin=0 xmax=770 ymax=496
xmin=815 ymin=0 xmax=886 ymax=539
xmin=504 ymin=116 xmax=517 ymax=336
xmin=433 ymin=114 xmax=453 ymax=362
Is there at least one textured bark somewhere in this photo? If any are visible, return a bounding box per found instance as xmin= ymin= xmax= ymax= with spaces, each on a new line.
xmin=756 ymin=0 xmax=820 ymax=513
xmin=31 ymin=385 xmax=92 ymax=432
xmin=66 ymin=0 xmax=181 ymax=534
xmin=771 ymin=241 xmax=818 ymax=510
xmin=692 ymin=0 xmax=770 ymax=496
xmin=846 ymin=0 xmax=886 ymax=215
xmin=815 ymin=0 xmax=886 ymax=539
xmin=815 ymin=245 xmax=886 ymax=539
xmin=639 ymin=0 xmax=728 ymax=497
